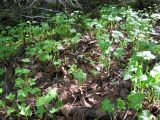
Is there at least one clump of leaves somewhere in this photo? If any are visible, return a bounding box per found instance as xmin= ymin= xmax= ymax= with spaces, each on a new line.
xmin=69 ymin=64 xmax=87 ymax=84
xmin=101 ymin=98 xmax=114 ymax=113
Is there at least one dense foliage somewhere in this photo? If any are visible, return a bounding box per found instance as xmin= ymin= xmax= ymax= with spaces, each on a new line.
xmin=0 ymin=4 xmax=160 ymax=119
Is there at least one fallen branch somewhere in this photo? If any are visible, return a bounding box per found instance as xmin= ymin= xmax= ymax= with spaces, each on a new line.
xmin=21 ymin=15 xmax=51 ymax=19
xmin=35 ymin=7 xmax=61 ymax=13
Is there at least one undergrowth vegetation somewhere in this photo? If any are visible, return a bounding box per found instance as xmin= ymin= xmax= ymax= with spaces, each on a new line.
xmin=0 ymin=5 xmax=160 ymax=119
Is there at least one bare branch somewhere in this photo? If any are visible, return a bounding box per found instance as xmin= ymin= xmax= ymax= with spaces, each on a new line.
xmin=36 ymin=7 xmax=61 ymax=13
xmin=21 ymin=15 xmax=51 ymax=19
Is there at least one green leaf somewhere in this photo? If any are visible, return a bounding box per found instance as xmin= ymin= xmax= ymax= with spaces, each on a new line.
xmin=36 ymin=106 xmax=46 ymax=116
xmin=28 ymin=78 xmax=36 ymax=86
xmin=18 ymin=89 xmax=27 ymax=99
xmin=36 ymin=88 xmax=57 ymax=107
xmin=21 ymin=58 xmax=30 ymax=63
xmin=112 ymin=30 xmax=124 ymax=40
xmin=74 ymin=69 xmax=87 ymax=83
xmin=30 ymin=88 xmax=41 ymax=94
xmin=16 ymin=67 xmax=30 ymax=75
xmin=136 ymin=65 xmax=143 ymax=77
xmin=128 ymin=93 xmax=145 ymax=110
xmin=139 ymin=74 xmax=148 ymax=81
xmin=36 ymin=96 xmax=45 ymax=107
xmin=0 ymin=100 xmax=5 ymax=107
xmin=6 ymin=93 xmax=15 ymax=100
xmin=0 ymin=68 xmax=5 ymax=76
xmin=150 ymin=65 xmax=160 ymax=77
xmin=117 ymin=98 xmax=126 ymax=110
xmin=7 ymin=107 xmax=15 ymax=115
xmin=49 ymin=108 xmax=58 ymax=114
xmin=45 ymin=88 xmax=58 ymax=104
xmin=39 ymin=54 xmax=52 ymax=61
xmin=15 ymin=77 xmax=25 ymax=87
xmin=101 ymin=98 xmax=114 ymax=113
xmin=41 ymin=22 xmax=49 ymax=30
xmin=47 ymin=88 xmax=58 ymax=99
xmin=20 ymin=106 xmax=32 ymax=117
xmin=123 ymin=73 xmax=132 ymax=80
xmin=115 ymin=16 xmax=122 ymax=21
xmin=113 ymin=48 xmax=124 ymax=58
xmin=53 ymin=59 xmax=62 ymax=66
xmin=56 ymin=100 xmax=62 ymax=108
xmin=151 ymin=85 xmax=160 ymax=95
xmin=0 ymin=88 xmax=3 ymax=94
xmin=136 ymin=51 xmax=156 ymax=60
xmin=138 ymin=110 xmax=152 ymax=120
xmin=71 ymin=35 xmax=81 ymax=44
xmin=98 ymin=40 xmax=111 ymax=53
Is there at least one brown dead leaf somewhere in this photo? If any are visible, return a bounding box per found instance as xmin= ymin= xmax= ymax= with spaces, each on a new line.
xmin=60 ymin=104 xmax=72 ymax=116
xmin=69 ymin=84 xmax=79 ymax=93
xmin=35 ymin=72 xmax=43 ymax=80
xmin=81 ymin=97 xmax=92 ymax=108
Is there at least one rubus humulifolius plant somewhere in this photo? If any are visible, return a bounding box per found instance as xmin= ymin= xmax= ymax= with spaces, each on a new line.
xmin=0 ymin=4 xmax=160 ymax=119
xmin=68 ymin=64 xmax=87 ymax=84
xmin=0 ymin=66 xmax=61 ymax=118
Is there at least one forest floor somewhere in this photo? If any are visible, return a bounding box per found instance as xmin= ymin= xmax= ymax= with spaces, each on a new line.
xmin=0 ymin=5 xmax=160 ymax=120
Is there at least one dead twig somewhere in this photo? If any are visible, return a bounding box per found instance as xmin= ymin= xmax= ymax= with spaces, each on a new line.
xmin=21 ymin=15 xmax=51 ymax=19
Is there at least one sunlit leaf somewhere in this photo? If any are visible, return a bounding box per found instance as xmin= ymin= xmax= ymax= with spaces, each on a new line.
xmin=49 ymin=108 xmax=58 ymax=114
xmin=7 ymin=107 xmax=15 ymax=115
xmin=0 ymin=88 xmax=3 ymax=94
xmin=150 ymin=65 xmax=160 ymax=77
xmin=6 ymin=93 xmax=15 ymax=100
xmin=136 ymin=51 xmax=156 ymax=60
xmin=138 ymin=110 xmax=152 ymax=120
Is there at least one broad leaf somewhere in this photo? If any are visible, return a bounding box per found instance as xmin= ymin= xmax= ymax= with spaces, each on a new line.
xmin=101 ymin=98 xmax=114 ymax=113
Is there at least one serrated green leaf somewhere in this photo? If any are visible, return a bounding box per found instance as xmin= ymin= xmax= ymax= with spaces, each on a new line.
xmin=117 ymin=98 xmax=126 ymax=110
xmin=128 ymin=93 xmax=145 ymax=110
xmin=74 ymin=69 xmax=87 ymax=83
xmin=98 ymin=40 xmax=111 ymax=53
xmin=101 ymin=98 xmax=114 ymax=113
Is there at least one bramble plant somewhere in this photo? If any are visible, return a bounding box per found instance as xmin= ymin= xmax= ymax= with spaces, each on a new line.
xmin=69 ymin=64 xmax=87 ymax=84
xmin=0 ymin=4 xmax=160 ymax=119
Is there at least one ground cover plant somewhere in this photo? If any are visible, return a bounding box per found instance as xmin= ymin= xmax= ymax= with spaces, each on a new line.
xmin=0 ymin=4 xmax=160 ymax=120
